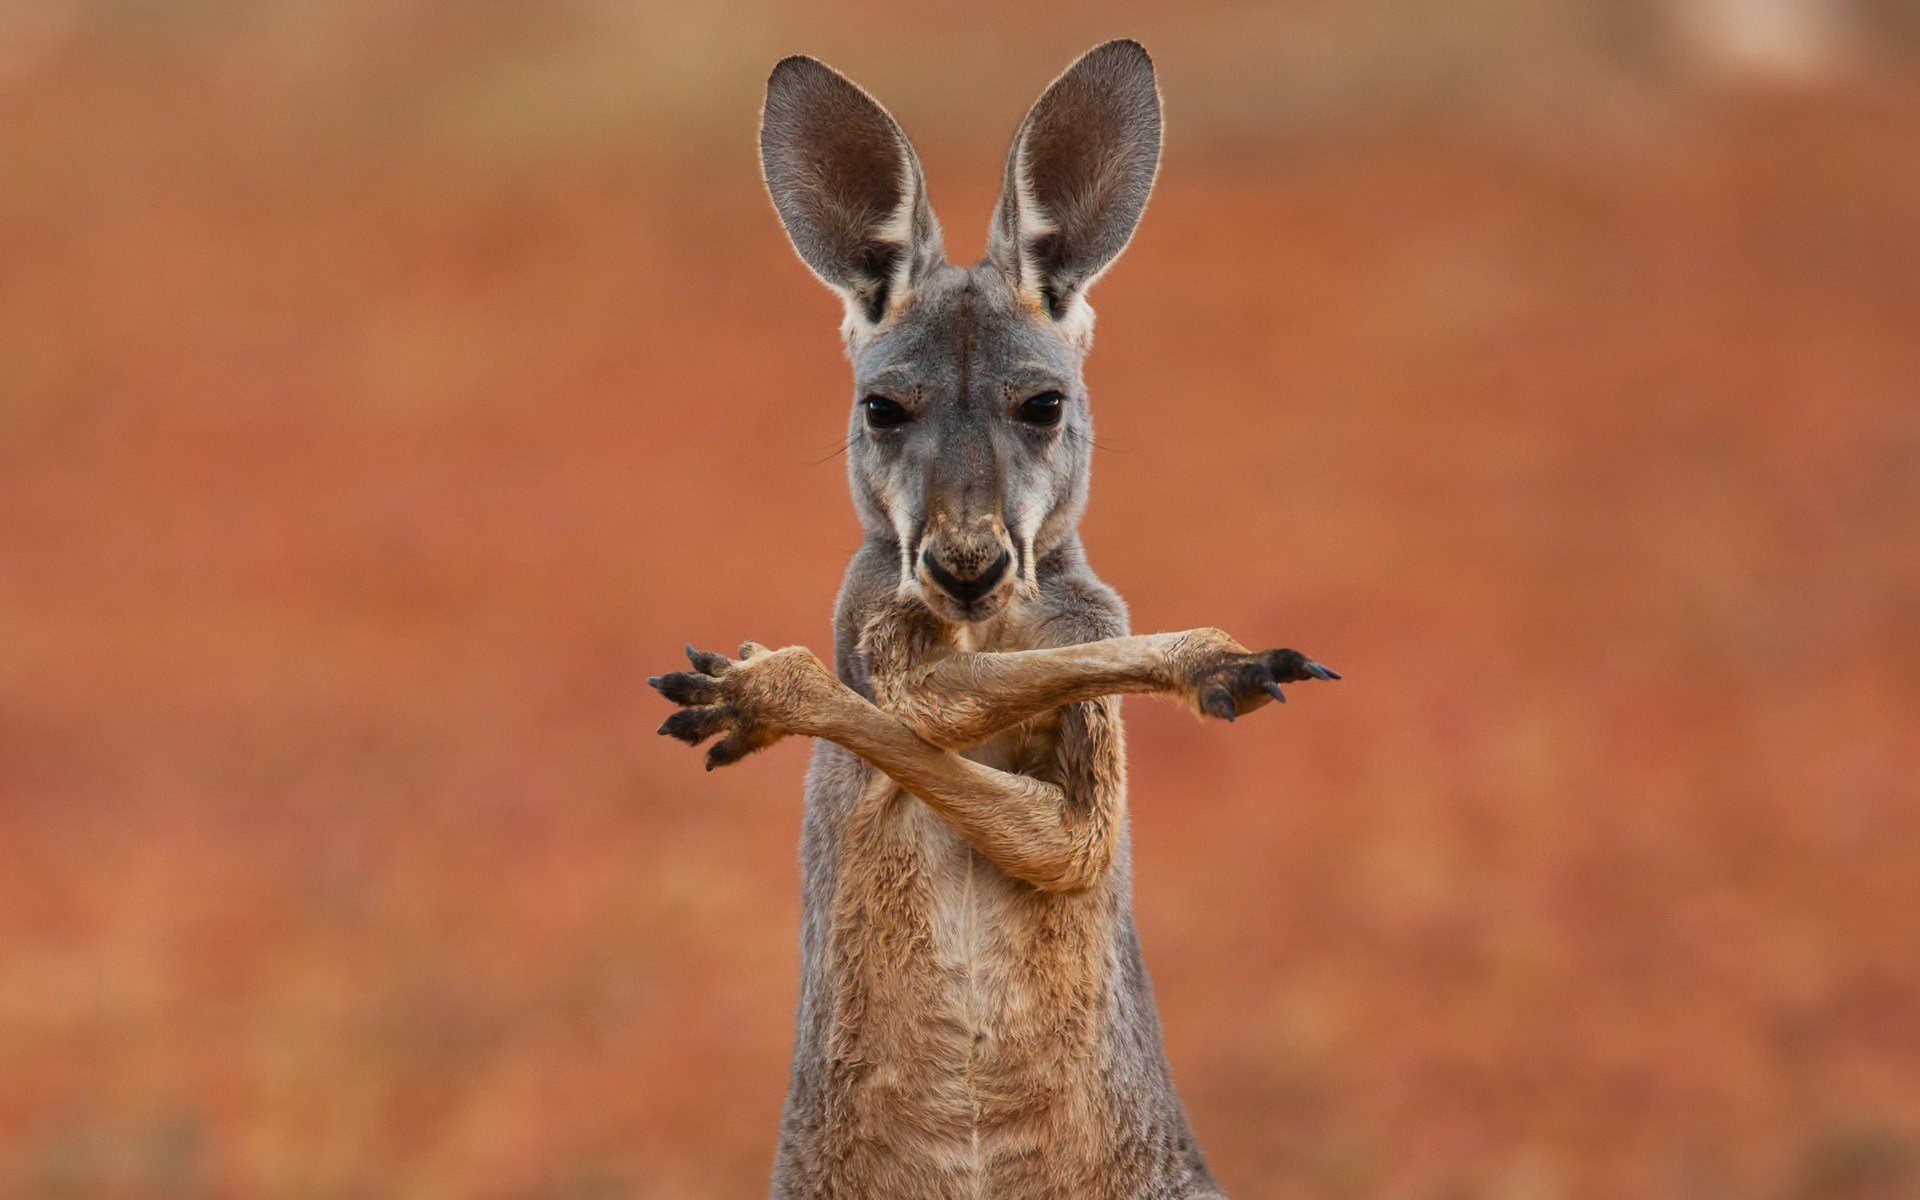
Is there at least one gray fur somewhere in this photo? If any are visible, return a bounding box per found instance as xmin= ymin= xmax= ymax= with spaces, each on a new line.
xmin=988 ymin=38 xmax=1163 ymax=321
xmin=664 ymin=38 xmax=1322 ymax=1198
xmin=760 ymin=55 xmax=945 ymax=327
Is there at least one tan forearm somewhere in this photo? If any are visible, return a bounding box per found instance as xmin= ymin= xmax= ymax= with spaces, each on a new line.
xmin=800 ymin=686 xmax=1107 ymax=892
xmin=652 ymin=630 xmax=1336 ymax=890
xmin=882 ymin=631 xmax=1201 ymax=749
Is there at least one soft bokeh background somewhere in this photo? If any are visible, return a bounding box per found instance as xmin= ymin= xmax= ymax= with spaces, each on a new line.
xmin=4 ymin=2 xmax=1919 ymax=1197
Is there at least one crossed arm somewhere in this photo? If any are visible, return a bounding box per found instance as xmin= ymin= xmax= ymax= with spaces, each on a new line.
xmin=649 ymin=623 xmax=1336 ymax=892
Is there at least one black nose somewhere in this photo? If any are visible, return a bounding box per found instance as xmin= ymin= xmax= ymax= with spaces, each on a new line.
xmin=923 ymin=548 xmax=1011 ymax=604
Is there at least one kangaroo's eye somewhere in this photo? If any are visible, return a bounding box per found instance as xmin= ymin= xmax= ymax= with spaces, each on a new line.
xmin=861 ymin=395 xmax=910 ymax=429
xmin=1016 ymin=390 xmax=1065 ymax=427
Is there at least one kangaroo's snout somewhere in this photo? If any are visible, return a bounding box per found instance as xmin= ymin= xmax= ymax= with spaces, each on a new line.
xmin=923 ymin=547 xmax=1011 ymax=604
xmin=916 ymin=513 xmax=1018 ymax=620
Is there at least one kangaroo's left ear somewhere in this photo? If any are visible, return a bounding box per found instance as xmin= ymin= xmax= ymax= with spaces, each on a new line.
xmin=760 ymin=55 xmax=945 ymax=336
xmin=987 ymin=39 xmax=1162 ymax=338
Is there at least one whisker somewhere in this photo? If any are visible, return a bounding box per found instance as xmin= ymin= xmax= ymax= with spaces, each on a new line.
xmin=1066 ymin=426 xmax=1123 ymax=453
xmin=805 ymin=435 xmax=856 ymax=466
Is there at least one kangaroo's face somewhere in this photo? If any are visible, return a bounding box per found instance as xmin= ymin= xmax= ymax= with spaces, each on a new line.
xmin=760 ymin=41 xmax=1161 ymax=625
xmin=841 ymin=265 xmax=1087 ymax=623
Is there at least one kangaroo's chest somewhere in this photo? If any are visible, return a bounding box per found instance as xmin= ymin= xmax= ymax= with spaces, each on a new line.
xmin=916 ymin=714 xmax=1081 ymax=1014
xmin=831 ymin=795 xmax=1109 ymax=1192
xmin=820 ymin=716 xmax=1109 ymax=1126
xmin=897 ymin=769 xmax=1030 ymax=1038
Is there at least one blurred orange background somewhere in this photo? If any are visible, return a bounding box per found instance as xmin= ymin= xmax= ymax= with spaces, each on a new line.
xmin=3 ymin=2 xmax=1919 ymax=1198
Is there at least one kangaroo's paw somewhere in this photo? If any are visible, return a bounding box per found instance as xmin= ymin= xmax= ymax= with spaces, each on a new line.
xmin=649 ymin=642 xmax=838 ymax=769
xmin=1170 ymin=631 xmax=1340 ymax=722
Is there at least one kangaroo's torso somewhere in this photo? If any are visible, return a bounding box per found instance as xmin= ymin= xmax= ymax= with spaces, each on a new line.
xmin=770 ymin=543 xmax=1218 ymax=1200
xmin=706 ymin=33 xmax=1304 ymax=1200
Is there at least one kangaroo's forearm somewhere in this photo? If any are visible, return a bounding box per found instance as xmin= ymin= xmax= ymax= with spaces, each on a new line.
xmin=885 ymin=631 xmax=1200 ymax=749
xmin=798 ymin=687 xmax=1105 ymax=893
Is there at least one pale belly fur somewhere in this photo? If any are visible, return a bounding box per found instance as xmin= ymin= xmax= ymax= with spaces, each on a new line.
xmin=869 ymin=795 xmax=1110 ymax=1179
xmin=819 ymin=722 xmax=1118 ymax=1189
xmin=780 ymin=734 xmax=1217 ymax=1199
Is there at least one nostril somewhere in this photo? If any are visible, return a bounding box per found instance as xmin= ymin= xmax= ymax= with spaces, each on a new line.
xmin=976 ymin=550 xmax=1011 ymax=590
xmin=922 ymin=549 xmax=1012 ymax=604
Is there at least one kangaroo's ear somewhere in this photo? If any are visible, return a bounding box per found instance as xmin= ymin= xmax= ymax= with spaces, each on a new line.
xmin=760 ymin=56 xmax=944 ymax=334
xmin=987 ymin=39 xmax=1161 ymax=337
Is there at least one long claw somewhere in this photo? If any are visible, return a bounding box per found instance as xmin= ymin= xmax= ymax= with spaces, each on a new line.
xmin=1263 ymin=681 xmax=1288 ymax=704
xmin=705 ymin=730 xmax=754 ymax=770
xmin=684 ymin=644 xmax=732 ymax=676
xmin=1307 ymin=661 xmax=1340 ymax=681
xmin=652 ymin=670 xmax=721 ymax=706
xmin=1201 ymin=687 xmax=1237 ymax=722
xmin=659 ymin=706 xmax=728 ymax=746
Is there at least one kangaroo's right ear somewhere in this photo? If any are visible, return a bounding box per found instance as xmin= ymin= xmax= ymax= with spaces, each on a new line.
xmin=760 ymin=56 xmax=945 ymax=335
xmin=987 ymin=40 xmax=1162 ymax=341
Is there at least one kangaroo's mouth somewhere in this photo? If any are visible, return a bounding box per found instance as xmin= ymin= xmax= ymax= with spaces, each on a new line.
xmin=916 ymin=543 xmax=1018 ymax=625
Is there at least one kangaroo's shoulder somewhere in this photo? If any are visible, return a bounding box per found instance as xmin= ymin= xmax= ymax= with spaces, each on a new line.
xmin=1030 ymin=546 xmax=1129 ymax=644
xmin=831 ymin=538 xmax=910 ymax=694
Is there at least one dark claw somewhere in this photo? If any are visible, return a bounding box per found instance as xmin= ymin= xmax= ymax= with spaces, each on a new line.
xmin=651 ymin=670 xmax=721 ymax=706
xmin=1262 ymin=681 xmax=1288 ymax=704
xmin=705 ymin=730 xmax=754 ymax=770
xmin=684 ymin=644 xmax=733 ymax=676
xmin=1201 ymin=687 xmax=1237 ymax=722
xmin=659 ymin=706 xmax=728 ymax=746
xmin=1262 ymin=649 xmax=1301 ymax=683
xmin=1233 ymin=660 xmax=1274 ymax=695
xmin=1265 ymin=649 xmax=1340 ymax=683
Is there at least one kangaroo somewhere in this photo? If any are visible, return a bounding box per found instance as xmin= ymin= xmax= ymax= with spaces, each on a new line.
xmin=650 ymin=40 xmax=1338 ymax=1199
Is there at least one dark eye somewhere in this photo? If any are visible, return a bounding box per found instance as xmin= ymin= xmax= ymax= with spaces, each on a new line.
xmin=861 ymin=395 xmax=910 ymax=429
xmin=1016 ymin=390 xmax=1065 ymax=427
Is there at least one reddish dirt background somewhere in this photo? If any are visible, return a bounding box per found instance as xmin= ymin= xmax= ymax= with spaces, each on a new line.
xmin=2 ymin=6 xmax=1918 ymax=1198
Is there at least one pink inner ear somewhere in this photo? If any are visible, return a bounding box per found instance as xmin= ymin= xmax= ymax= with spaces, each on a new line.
xmin=991 ymin=40 xmax=1161 ymax=315
xmin=761 ymin=57 xmax=944 ymax=325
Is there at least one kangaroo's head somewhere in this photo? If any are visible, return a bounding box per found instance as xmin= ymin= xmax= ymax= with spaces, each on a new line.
xmin=760 ymin=40 xmax=1161 ymax=626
